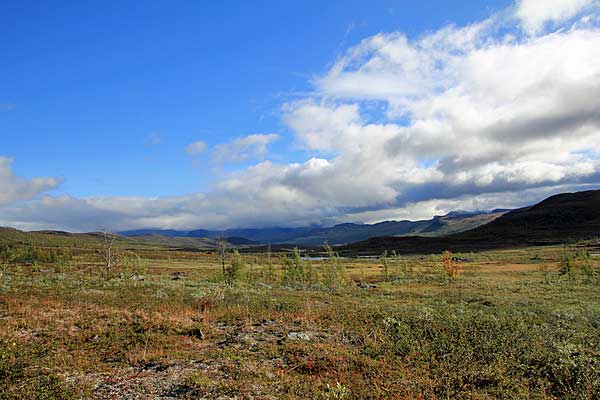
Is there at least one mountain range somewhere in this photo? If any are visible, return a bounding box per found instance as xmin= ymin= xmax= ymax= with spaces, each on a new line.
xmin=119 ymin=209 xmax=509 ymax=246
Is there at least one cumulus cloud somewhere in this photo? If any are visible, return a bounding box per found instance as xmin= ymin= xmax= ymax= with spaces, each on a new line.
xmin=0 ymin=157 xmax=60 ymax=206
xmin=212 ymin=134 xmax=279 ymax=163
xmin=185 ymin=140 xmax=207 ymax=155
xmin=2 ymin=0 xmax=600 ymax=232
xmin=298 ymin=13 xmax=600 ymax=209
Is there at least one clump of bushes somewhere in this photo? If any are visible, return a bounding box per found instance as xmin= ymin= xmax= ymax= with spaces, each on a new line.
xmin=281 ymin=247 xmax=316 ymax=289
xmin=220 ymin=245 xmax=349 ymax=292
xmin=558 ymin=247 xmax=599 ymax=284
xmin=218 ymin=243 xmax=354 ymax=292
xmin=0 ymin=244 xmax=72 ymax=266
xmin=380 ymin=250 xmax=416 ymax=282
xmin=379 ymin=306 xmax=600 ymax=398
xmin=441 ymin=250 xmax=462 ymax=282
xmin=380 ymin=250 xmax=391 ymax=281
xmin=1 ymin=339 xmax=77 ymax=399
xmin=322 ymin=242 xmax=347 ymax=293
xmin=120 ymin=251 xmax=147 ymax=276
xmin=224 ymin=250 xmax=244 ymax=286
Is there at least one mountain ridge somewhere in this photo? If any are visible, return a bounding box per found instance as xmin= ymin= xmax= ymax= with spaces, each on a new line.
xmin=118 ymin=210 xmax=507 ymax=245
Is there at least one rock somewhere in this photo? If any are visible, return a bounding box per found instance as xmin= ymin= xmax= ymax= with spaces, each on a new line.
xmin=130 ymin=274 xmax=144 ymax=281
xmin=452 ymin=257 xmax=471 ymax=262
xmin=258 ymin=282 xmax=273 ymax=289
xmin=287 ymin=332 xmax=311 ymax=341
xmin=185 ymin=327 xmax=204 ymax=340
xmin=357 ymin=282 xmax=377 ymax=289
xmin=171 ymin=272 xmax=188 ymax=280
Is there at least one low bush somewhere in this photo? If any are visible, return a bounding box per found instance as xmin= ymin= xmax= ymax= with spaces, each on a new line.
xmin=0 ymin=244 xmax=72 ymax=266
xmin=0 ymin=339 xmax=77 ymax=400
xmin=379 ymin=306 xmax=600 ymax=399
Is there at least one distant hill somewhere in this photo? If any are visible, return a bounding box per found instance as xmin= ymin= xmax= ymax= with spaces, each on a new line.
xmin=125 ymin=234 xmax=221 ymax=248
xmin=340 ymin=190 xmax=600 ymax=255
xmin=119 ymin=227 xmax=315 ymax=243
xmin=225 ymin=236 xmax=262 ymax=246
xmin=0 ymin=227 xmax=253 ymax=250
xmin=0 ymin=227 xmax=120 ymax=248
xmin=119 ymin=210 xmax=506 ymax=246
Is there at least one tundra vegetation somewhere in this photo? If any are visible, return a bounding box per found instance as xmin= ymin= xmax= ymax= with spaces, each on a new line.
xmin=1 ymin=236 xmax=600 ymax=399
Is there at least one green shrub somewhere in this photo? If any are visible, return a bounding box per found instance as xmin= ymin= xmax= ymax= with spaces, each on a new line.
xmin=538 ymin=263 xmax=552 ymax=284
xmin=391 ymin=250 xmax=415 ymax=281
xmin=380 ymin=250 xmax=390 ymax=281
xmin=262 ymin=258 xmax=277 ymax=284
xmin=0 ymin=339 xmax=76 ymax=400
xmin=282 ymin=247 xmax=307 ymax=289
xmin=120 ymin=251 xmax=147 ymax=276
xmin=322 ymin=242 xmax=347 ymax=293
xmin=559 ymin=249 xmax=577 ymax=282
xmin=0 ymin=245 xmax=72 ymax=266
xmin=225 ymin=250 xmax=243 ymax=286
xmin=379 ymin=306 xmax=600 ymax=399
xmin=559 ymin=248 xmax=598 ymax=283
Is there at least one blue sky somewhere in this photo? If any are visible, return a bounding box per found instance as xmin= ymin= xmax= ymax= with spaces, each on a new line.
xmin=1 ymin=0 xmax=600 ymax=231
xmin=2 ymin=0 xmax=511 ymax=197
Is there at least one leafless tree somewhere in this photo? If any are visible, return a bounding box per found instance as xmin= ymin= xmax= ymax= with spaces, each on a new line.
xmin=101 ymin=230 xmax=118 ymax=280
xmin=216 ymin=235 xmax=228 ymax=284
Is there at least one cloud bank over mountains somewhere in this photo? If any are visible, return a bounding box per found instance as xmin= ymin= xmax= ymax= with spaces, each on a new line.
xmin=2 ymin=0 xmax=600 ymax=231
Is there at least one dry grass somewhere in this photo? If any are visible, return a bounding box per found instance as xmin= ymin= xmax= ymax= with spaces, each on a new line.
xmin=1 ymin=243 xmax=600 ymax=399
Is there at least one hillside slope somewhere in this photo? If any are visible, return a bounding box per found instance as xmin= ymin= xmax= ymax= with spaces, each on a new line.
xmin=0 ymin=228 xmax=110 ymax=248
xmin=0 ymin=228 xmax=254 ymax=250
xmin=340 ymin=190 xmax=600 ymax=255
xmin=466 ymin=190 xmax=600 ymax=241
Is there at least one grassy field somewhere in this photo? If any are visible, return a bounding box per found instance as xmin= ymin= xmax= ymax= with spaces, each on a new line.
xmin=1 ymin=240 xmax=600 ymax=399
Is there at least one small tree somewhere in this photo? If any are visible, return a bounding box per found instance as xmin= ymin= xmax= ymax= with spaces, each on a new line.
xmin=558 ymin=248 xmax=576 ymax=283
xmin=121 ymin=251 xmax=146 ymax=276
xmin=559 ymin=248 xmax=598 ymax=284
xmin=441 ymin=250 xmax=461 ymax=282
xmin=282 ymin=247 xmax=306 ymax=288
xmin=580 ymin=256 xmax=598 ymax=285
xmin=392 ymin=250 xmax=412 ymax=281
xmin=322 ymin=242 xmax=346 ymax=293
xmin=225 ymin=250 xmax=244 ymax=286
xmin=262 ymin=243 xmax=276 ymax=283
xmin=305 ymin=259 xmax=318 ymax=287
xmin=538 ymin=263 xmax=551 ymax=285
xmin=216 ymin=235 xmax=228 ymax=283
xmin=101 ymin=230 xmax=119 ymax=280
xmin=381 ymin=250 xmax=390 ymax=281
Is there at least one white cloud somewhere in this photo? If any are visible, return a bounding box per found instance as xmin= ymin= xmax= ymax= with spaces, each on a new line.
xmin=212 ymin=134 xmax=279 ymax=163
xmin=302 ymin=18 xmax=600 ymax=206
xmin=0 ymin=157 xmax=60 ymax=206
xmin=283 ymin=103 xmax=361 ymax=152
xmin=516 ymin=0 xmax=595 ymax=33
xmin=185 ymin=140 xmax=207 ymax=155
